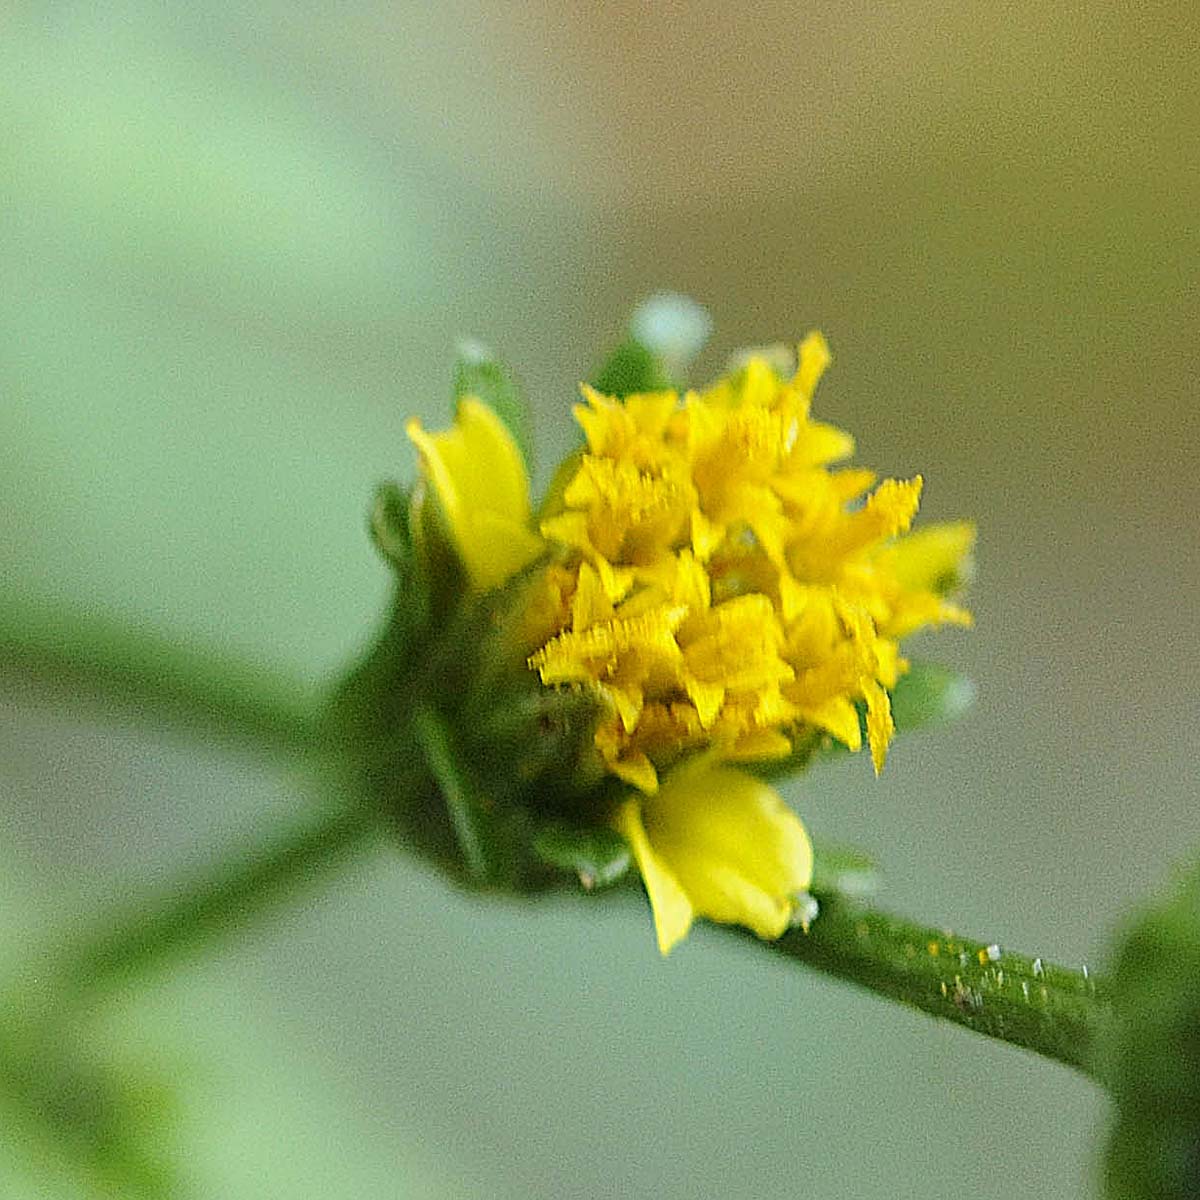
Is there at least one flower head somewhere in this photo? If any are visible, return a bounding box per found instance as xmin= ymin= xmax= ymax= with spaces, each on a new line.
xmin=529 ymin=334 xmax=972 ymax=791
xmin=386 ymin=328 xmax=972 ymax=954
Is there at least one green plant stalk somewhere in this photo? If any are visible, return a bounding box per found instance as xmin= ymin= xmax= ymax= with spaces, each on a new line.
xmin=3 ymin=610 xmax=1111 ymax=1077
xmin=760 ymin=897 xmax=1111 ymax=1078
xmin=0 ymin=595 xmax=320 ymax=757
xmin=49 ymin=794 xmax=381 ymax=1008
xmin=34 ymin=786 xmax=1110 ymax=1081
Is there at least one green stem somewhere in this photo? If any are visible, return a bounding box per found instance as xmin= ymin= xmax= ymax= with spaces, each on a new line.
xmin=761 ymin=893 xmax=1111 ymax=1079
xmin=2 ymin=605 xmax=1112 ymax=1077
xmin=50 ymin=792 xmax=381 ymax=1007
xmin=0 ymin=596 xmax=321 ymax=756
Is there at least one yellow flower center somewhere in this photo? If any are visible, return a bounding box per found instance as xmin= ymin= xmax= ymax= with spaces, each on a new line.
xmin=529 ymin=333 xmax=972 ymax=791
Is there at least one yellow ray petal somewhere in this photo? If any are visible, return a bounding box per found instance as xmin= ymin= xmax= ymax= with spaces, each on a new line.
xmin=645 ymin=763 xmax=813 ymax=929
xmin=795 ymin=695 xmax=863 ymax=751
xmin=723 ymin=729 xmax=793 ymax=761
xmin=794 ymin=330 xmax=831 ymax=402
xmin=887 ymin=521 xmax=976 ymax=595
xmin=614 ymin=800 xmax=693 ymax=953
xmin=406 ymin=398 xmax=541 ymax=591
xmin=861 ymin=677 xmax=895 ymax=775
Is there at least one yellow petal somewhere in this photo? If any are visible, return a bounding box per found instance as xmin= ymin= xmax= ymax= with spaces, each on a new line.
xmin=454 ymin=398 xmax=532 ymax=522
xmin=574 ymin=387 xmax=616 ymax=455
xmin=794 ymin=331 xmax=831 ymax=402
xmin=407 ymin=399 xmax=529 ymax=524
xmin=669 ymin=859 xmax=794 ymax=940
xmin=724 ymin=729 xmax=793 ymax=761
xmin=789 ymin=421 xmax=855 ymax=466
xmin=575 ymin=385 xmax=678 ymax=463
xmin=539 ymin=509 xmax=591 ymax=553
xmin=880 ymin=592 xmax=974 ymax=640
xmin=685 ymin=677 xmax=725 ymax=728
xmin=690 ymin=509 xmax=724 ymax=560
xmin=861 ymin=677 xmax=894 ymax=775
xmin=571 ymin=561 xmax=614 ymax=631
xmin=887 ymin=521 xmax=976 ymax=595
xmin=615 ymin=800 xmax=693 ymax=953
xmin=795 ymin=695 xmax=863 ymax=751
xmin=406 ymin=398 xmax=541 ymax=591
xmin=644 ymin=763 xmax=813 ymax=938
xmin=865 ymin=476 xmax=923 ymax=539
xmin=737 ymin=356 xmax=783 ymax=408
xmin=624 ymin=390 xmax=680 ymax=437
xmin=606 ymin=683 xmax=644 ymax=733
xmin=466 ymin=512 xmax=545 ymax=592
xmin=523 ymin=339 xmax=972 ymax=797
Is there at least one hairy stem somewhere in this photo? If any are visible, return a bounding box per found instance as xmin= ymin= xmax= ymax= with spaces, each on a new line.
xmin=763 ymin=894 xmax=1111 ymax=1079
xmin=39 ymin=785 xmax=1111 ymax=1081
xmin=2 ymin=607 xmax=1112 ymax=1076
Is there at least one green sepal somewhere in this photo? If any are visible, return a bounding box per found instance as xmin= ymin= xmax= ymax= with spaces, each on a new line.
xmin=405 ymin=474 xmax=468 ymax=631
xmin=591 ymin=291 xmax=711 ymax=396
xmin=890 ymin=662 xmax=975 ymax=732
xmin=591 ymin=338 xmax=674 ymax=397
xmin=460 ymin=679 xmax=605 ymax=800
xmin=452 ymin=339 xmax=534 ymax=472
xmin=533 ymin=822 xmax=632 ymax=890
xmin=368 ymin=482 xmax=431 ymax=647
xmin=335 ymin=566 xmax=606 ymax=892
xmin=592 ymin=288 xmax=710 ymax=391
xmin=536 ymin=446 xmax=584 ymax=522
xmin=369 ymin=481 xmax=414 ymax=572
xmin=1104 ymin=858 xmax=1200 ymax=1199
xmin=811 ymin=842 xmax=880 ymax=900
xmin=412 ymin=701 xmax=529 ymax=888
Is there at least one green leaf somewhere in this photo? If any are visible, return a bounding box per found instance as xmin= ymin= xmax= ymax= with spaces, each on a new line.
xmin=0 ymin=1017 xmax=181 ymax=1198
xmin=890 ymin=662 xmax=975 ymax=733
xmin=452 ymin=340 xmax=534 ymax=471
xmin=533 ymin=823 xmax=632 ymax=890
xmin=1104 ymin=858 xmax=1200 ymax=1199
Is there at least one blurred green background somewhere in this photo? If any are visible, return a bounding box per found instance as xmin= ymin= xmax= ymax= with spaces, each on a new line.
xmin=2 ymin=2 xmax=1197 ymax=1195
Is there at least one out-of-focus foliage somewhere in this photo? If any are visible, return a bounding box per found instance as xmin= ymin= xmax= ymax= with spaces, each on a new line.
xmin=1105 ymin=861 xmax=1200 ymax=1200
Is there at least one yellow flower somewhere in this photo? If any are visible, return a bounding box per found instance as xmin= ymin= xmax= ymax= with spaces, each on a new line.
xmin=529 ymin=334 xmax=972 ymax=791
xmin=397 ymin=333 xmax=970 ymax=954
xmin=406 ymin=397 xmax=544 ymax=591
xmin=614 ymin=760 xmax=814 ymax=955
